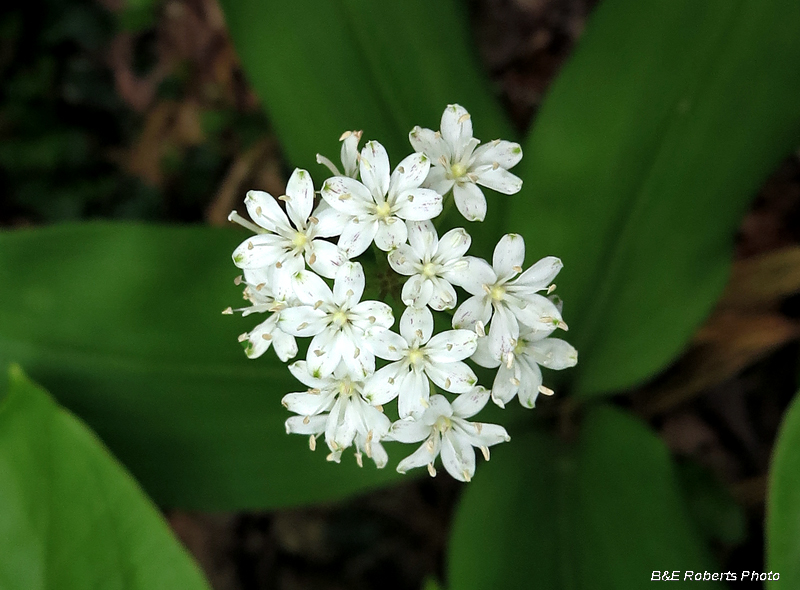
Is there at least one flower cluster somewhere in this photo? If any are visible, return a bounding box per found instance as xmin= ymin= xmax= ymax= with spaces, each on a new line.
xmin=225 ymin=104 xmax=577 ymax=482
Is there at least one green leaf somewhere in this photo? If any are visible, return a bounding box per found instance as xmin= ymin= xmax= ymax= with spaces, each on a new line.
xmin=0 ymin=365 xmax=210 ymax=590
xmin=0 ymin=223 xmax=404 ymax=509
xmin=512 ymin=0 xmax=800 ymax=396
xmin=217 ymin=0 xmax=513 ymax=254
xmin=448 ymin=406 xmax=719 ymax=589
xmin=767 ymin=391 xmax=800 ymax=588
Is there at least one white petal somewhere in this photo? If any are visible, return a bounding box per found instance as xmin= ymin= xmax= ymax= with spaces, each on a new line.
xmin=285 ymin=414 xmax=327 ymax=435
xmin=282 ymin=390 xmax=335 ymax=416
xmin=340 ymin=130 xmax=361 ymax=177
xmin=338 ymin=329 xmax=374 ymax=379
xmin=427 ymin=277 xmax=457 ymax=311
xmin=244 ymin=190 xmax=291 ymax=232
xmin=307 ymin=239 xmax=346 ymax=278
xmin=243 ymin=316 xmax=278 ymax=359
xmin=359 ymin=140 xmax=391 ymax=199
xmin=400 ymin=305 xmax=434 ymax=346
xmin=291 ymin=270 xmax=333 ymax=306
xmin=401 ymin=274 xmax=434 ymax=308
xmin=326 ymin=397 xmax=357 ymax=452
xmin=369 ymin=440 xmax=389 ymax=468
xmin=321 ymin=176 xmax=374 ymax=216
xmin=306 ymin=329 xmax=342 ymax=377
xmin=387 ymin=244 xmax=420 ymax=275
xmin=409 ymin=126 xmax=450 ymax=162
xmin=363 ymin=363 xmax=406 ymax=405
xmin=440 ymin=104 xmax=473 ymax=159
xmin=475 ymin=166 xmax=522 ymax=195
xmin=425 ymin=329 xmax=478 ymax=363
xmin=390 ymin=152 xmax=431 ymax=196
xmin=396 ymin=435 xmax=441 ymax=474
xmin=338 ymin=218 xmax=380 ymax=258
xmin=350 ymin=300 xmax=395 ymax=330
xmin=333 ymin=261 xmax=365 ymax=308
xmin=452 ymin=294 xmax=492 ymax=331
xmin=285 ymin=168 xmax=314 ymax=227
xmin=311 ymin=203 xmax=349 ymax=238
xmin=511 ymin=294 xmax=564 ymax=332
xmin=527 ymin=338 xmax=578 ymax=369
xmin=456 ymin=419 xmax=510 ymax=448
xmin=436 ymin=227 xmax=471 ymax=263
xmin=423 ymin=165 xmax=454 ymax=195
xmin=441 ymin=430 xmax=476 ymax=482
xmin=406 ymin=220 xmax=438 ymax=259
xmin=487 ymin=304 xmax=519 ymax=359
xmin=393 ymin=189 xmax=443 ymax=221
xmin=517 ymin=361 xmax=543 ymax=408
xmin=452 ymin=182 xmax=487 ymax=222
xmin=451 ymin=386 xmax=490 ymax=419
xmin=510 ymin=256 xmax=563 ymax=292
xmin=493 ymin=233 xmax=526 ymax=281
xmin=470 ymin=335 xmax=501 ymax=369
xmin=423 ymin=394 xmax=454 ymax=424
xmin=491 ymin=362 xmax=519 ymax=405
xmin=388 ymin=418 xmax=432 ymax=444
xmin=374 ymin=218 xmax=408 ymax=251
xmin=271 ymin=328 xmax=298 ymax=362
xmin=471 ymin=139 xmax=523 ymax=169
xmin=364 ymin=330 xmax=408 ymax=362
xmin=426 ymin=361 xmax=477 ymax=394
xmin=232 ymin=234 xmax=285 ymax=269
xmin=271 ymin=254 xmax=305 ymax=299
xmin=288 ymin=360 xmax=327 ymax=388
xmin=398 ymin=369 xmax=431 ymax=419
xmin=451 ymin=256 xmax=496 ymax=295
xmin=278 ymin=306 xmax=328 ymax=337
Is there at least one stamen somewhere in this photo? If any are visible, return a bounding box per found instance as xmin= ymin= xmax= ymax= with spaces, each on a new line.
xmin=547 ymin=283 xmax=557 ymax=294
xmin=227 ymin=210 xmax=263 ymax=234
xmin=222 ymin=307 xmax=234 ymax=315
xmin=480 ymin=446 xmax=490 ymax=461
xmin=427 ymin=463 xmax=437 ymax=477
xmin=237 ymin=333 xmax=248 ymax=342
xmin=538 ymin=385 xmax=555 ymax=396
xmin=309 ymin=435 xmax=316 ymax=451
xmin=355 ymin=451 xmax=363 ymax=468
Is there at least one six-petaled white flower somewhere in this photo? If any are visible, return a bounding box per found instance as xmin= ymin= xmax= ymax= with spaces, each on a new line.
xmin=410 ymin=104 xmax=522 ymax=222
xmin=230 ymin=168 xmax=348 ymax=291
xmin=279 ymin=261 xmax=394 ymax=378
xmin=364 ymin=306 xmax=478 ymax=418
xmin=321 ymin=140 xmax=443 ymax=256
xmin=388 ymin=220 xmax=471 ymax=310
xmin=472 ymin=324 xmax=578 ymax=408
xmin=453 ymin=233 xmax=567 ymax=361
xmin=226 ymin=104 xmax=576 ymax=481
xmin=283 ymin=361 xmax=390 ymax=467
xmin=388 ymin=389 xmax=510 ymax=482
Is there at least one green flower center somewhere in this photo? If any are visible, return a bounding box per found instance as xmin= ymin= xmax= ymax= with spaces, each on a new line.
xmin=450 ymin=162 xmax=467 ymax=179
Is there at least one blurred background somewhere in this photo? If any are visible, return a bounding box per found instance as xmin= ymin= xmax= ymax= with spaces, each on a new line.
xmin=2 ymin=0 xmax=799 ymax=588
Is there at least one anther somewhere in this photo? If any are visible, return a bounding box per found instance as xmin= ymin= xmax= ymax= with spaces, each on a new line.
xmin=261 ymin=333 xmax=272 ymax=341
xmin=303 ymin=416 xmax=310 ymax=425
xmin=427 ymin=463 xmax=437 ymax=477
xmin=547 ymin=283 xmax=557 ymax=294
xmin=222 ymin=307 xmax=234 ymax=315
xmin=458 ymin=113 xmax=471 ymax=124
xmin=309 ymin=436 xmax=316 ymax=451
xmin=538 ymin=385 xmax=555 ymax=396
xmin=238 ymin=333 xmax=248 ymax=342
xmin=480 ymin=446 xmax=490 ymax=461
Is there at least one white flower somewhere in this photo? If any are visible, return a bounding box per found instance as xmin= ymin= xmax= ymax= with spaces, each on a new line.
xmin=472 ymin=325 xmax=577 ymax=408
xmin=453 ymin=233 xmax=566 ymax=360
xmin=409 ymin=104 xmax=522 ymax=222
xmin=388 ymin=389 xmax=510 ymax=482
xmin=223 ymin=268 xmax=298 ymax=362
xmin=279 ymin=262 xmax=394 ymax=378
xmin=387 ymin=220 xmax=470 ymax=310
xmin=363 ymin=306 xmax=478 ymax=419
xmin=321 ymin=140 xmax=444 ymax=256
xmin=230 ymin=168 xmax=348 ymax=288
xmin=283 ymin=361 xmax=390 ymax=467
xmin=316 ymin=130 xmax=362 ymax=178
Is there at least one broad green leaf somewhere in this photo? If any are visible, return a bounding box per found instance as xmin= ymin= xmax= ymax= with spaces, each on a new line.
xmin=512 ymin=0 xmax=800 ymax=396
xmin=0 ymin=223 xmax=404 ymax=509
xmin=217 ymin=0 xmax=514 ymax=253
xmin=448 ymin=406 xmax=718 ymax=589
xmin=767 ymin=391 xmax=800 ymax=588
xmin=0 ymin=365 xmax=210 ymax=590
